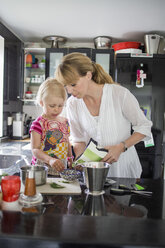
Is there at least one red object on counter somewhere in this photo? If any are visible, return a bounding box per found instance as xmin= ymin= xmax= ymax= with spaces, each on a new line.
xmin=112 ymin=42 xmax=141 ymax=51
xmin=1 ymin=176 xmax=21 ymax=202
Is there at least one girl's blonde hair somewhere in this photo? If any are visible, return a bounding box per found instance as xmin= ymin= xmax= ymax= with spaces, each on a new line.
xmin=36 ymin=78 xmax=67 ymax=106
xmin=55 ymin=52 xmax=115 ymax=85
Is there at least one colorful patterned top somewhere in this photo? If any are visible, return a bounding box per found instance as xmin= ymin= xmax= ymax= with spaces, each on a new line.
xmin=30 ymin=116 xmax=70 ymax=167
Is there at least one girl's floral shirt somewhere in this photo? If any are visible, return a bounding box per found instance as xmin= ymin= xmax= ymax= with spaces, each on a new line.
xmin=30 ymin=116 xmax=70 ymax=165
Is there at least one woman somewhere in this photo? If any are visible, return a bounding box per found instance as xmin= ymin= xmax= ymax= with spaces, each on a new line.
xmin=55 ymin=52 xmax=152 ymax=178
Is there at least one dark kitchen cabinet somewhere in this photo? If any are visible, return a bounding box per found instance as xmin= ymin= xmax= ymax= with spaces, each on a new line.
xmin=46 ymin=48 xmax=114 ymax=79
xmin=3 ymin=42 xmax=24 ymax=103
xmin=46 ymin=48 xmax=68 ymax=79
xmin=0 ymin=23 xmax=24 ymax=103
xmin=0 ymin=22 xmax=24 ymax=136
xmin=92 ymin=49 xmax=114 ymax=78
xmin=115 ymin=53 xmax=165 ymax=178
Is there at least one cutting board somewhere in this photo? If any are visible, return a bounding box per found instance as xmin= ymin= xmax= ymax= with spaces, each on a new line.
xmin=21 ymin=178 xmax=81 ymax=195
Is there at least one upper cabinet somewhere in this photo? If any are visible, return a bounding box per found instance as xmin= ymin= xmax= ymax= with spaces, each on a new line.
xmin=0 ymin=23 xmax=24 ymax=104
xmin=115 ymin=53 xmax=165 ymax=135
xmin=45 ymin=48 xmax=114 ymax=80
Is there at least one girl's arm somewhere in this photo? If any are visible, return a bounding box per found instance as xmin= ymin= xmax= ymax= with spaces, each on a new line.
xmin=30 ymin=131 xmax=65 ymax=172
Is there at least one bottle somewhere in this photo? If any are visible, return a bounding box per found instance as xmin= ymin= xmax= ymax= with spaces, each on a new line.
xmin=24 ymin=170 xmax=36 ymax=197
xmin=136 ymin=63 xmax=146 ymax=88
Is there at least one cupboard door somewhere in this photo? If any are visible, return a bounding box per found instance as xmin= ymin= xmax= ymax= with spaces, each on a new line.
xmin=46 ymin=48 xmax=68 ymax=79
xmin=92 ymin=49 xmax=114 ymax=78
xmin=115 ymin=54 xmax=153 ymax=121
xmin=68 ymin=48 xmax=91 ymax=58
xmin=152 ymin=56 xmax=165 ymax=134
xmin=3 ymin=43 xmax=23 ymax=103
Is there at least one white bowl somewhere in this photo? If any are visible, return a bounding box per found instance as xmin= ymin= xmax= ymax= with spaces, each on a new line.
xmin=25 ymin=93 xmax=32 ymax=99
xmin=39 ymin=62 xmax=45 ymax=69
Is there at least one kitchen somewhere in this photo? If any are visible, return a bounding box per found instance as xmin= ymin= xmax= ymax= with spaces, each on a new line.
xmin=0 ymin=0 xmax=165 ymax=247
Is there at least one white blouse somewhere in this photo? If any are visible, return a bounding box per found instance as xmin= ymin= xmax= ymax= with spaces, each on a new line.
xmin=66 ymin=84 xmax=152 ymax=178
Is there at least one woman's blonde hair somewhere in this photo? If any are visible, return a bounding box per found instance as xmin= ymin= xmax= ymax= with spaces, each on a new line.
xmin=36 ymin=78 xmax=67 ymax=106
xmin=55 ymin=52 xmax=115 ymax=86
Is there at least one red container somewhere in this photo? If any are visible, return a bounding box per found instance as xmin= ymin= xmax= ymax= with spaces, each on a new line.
xmin=1 ymin=176 xmax=21 ymax=202
xmin=112 ymin=42 xmax=141 ymax=51
xmin=26 ymin=54 xmax=32 ymax=63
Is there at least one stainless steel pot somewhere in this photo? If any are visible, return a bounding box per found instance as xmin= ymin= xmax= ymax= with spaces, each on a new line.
xmin=94 ymin=36 xmax=112 ymax=49
xmin=20 ymin=165 xmax=48 ymax=186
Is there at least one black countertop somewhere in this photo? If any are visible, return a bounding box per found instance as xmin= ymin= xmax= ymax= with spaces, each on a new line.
xmin=0 ymin=140 xmax=165 ymax=247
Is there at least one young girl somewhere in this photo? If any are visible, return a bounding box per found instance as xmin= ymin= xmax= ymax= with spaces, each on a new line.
xmin=30 ymin=78 xmax=73 ymax=175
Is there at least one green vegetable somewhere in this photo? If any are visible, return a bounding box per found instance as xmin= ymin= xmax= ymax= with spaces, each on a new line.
xmin=50 ymin=182 xmax=65 ymax=189
xmin=61 ymin=181 xmax=71 ymax=184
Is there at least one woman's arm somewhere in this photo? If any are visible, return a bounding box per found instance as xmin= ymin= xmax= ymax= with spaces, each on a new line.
xmin=30 ymin=131 xmax=65 ymax=172
xmin=72 ymin=142 xmax=86 ymax=160
xmin=102 ymin=132 xmax=145 ymax=164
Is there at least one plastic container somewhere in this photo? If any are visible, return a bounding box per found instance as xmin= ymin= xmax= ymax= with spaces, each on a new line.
xmin=26 ymin=54 xmax=32 ymax=68
xmin=112 ymin=42 xmax=141 ymax=51
xmin=1 ymin=175 xmax=21 ymax=202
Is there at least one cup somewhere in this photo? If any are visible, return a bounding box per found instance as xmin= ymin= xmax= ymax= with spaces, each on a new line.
xmin=1 ymin=175 xmax=21 ymax=202
xmin=82 ymin=162 xmax=110 ymax=195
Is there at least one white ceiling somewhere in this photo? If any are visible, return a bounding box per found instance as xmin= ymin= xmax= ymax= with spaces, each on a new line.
xmin=0 ymin=0 xmax=165 ymax=45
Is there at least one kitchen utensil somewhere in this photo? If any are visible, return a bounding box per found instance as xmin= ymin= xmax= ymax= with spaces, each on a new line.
xmin=158 ymin=36 xmax=165 ymax=54
xmin=112 ymin=42 xmax=141 ymax=51
xmin=81 ymin=194 xmax=106 ymax=216
xmin=33 ymin=178 xmax=81 ymax=195
xmin=20 ymin=165 xmax=48 ymax=186
xmin=43 ymin=35 xmax=67 ymax=48
xmin=82 ymin=162 xmax=110 ymax=195
xmin=110 ymin=187 xmax=152 ymax=197
xmin=144 ymin=34 xmax=160 ymax=54
xmin=94 ymin=36 xmax=112 ymax=49
xmin=1 ymin=175 xmax=21 ymax=202
xmin=19 ymin=170 xmax=43 ymax=207
xmin=60 ymin=169 xmax=81 ymax=182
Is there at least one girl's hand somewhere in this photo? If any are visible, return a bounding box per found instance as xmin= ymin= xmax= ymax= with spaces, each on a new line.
xmin=102 ymin=143 xmax=124 ymax=164
xmin=67 ymin=158 xmax=73 ymax=169
xmin=49 ymin=158 xmax=65 ymax=172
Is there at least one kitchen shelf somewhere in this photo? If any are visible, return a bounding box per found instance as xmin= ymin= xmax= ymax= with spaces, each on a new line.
xmin=24 ymin=47 xmax=46 ymax=104
xmin=21 ymin=99 xmax=36 ymax=102
xmin=25 ymin=83 xmax=42 ymax=86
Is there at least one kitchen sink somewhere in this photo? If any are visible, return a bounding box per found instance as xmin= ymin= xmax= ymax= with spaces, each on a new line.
xmin=0 ymin=154 xmax=28 ymax=175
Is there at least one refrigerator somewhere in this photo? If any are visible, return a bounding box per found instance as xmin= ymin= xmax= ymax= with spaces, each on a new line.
xmin=115 ymin=53 xmax=165 ymax=179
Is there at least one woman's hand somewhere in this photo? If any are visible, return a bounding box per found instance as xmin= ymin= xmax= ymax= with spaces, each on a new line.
xmin=49 ymin=158 xmax=65 ymax=172
xmin=102 ymin=143 xmax=124 ymax=164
